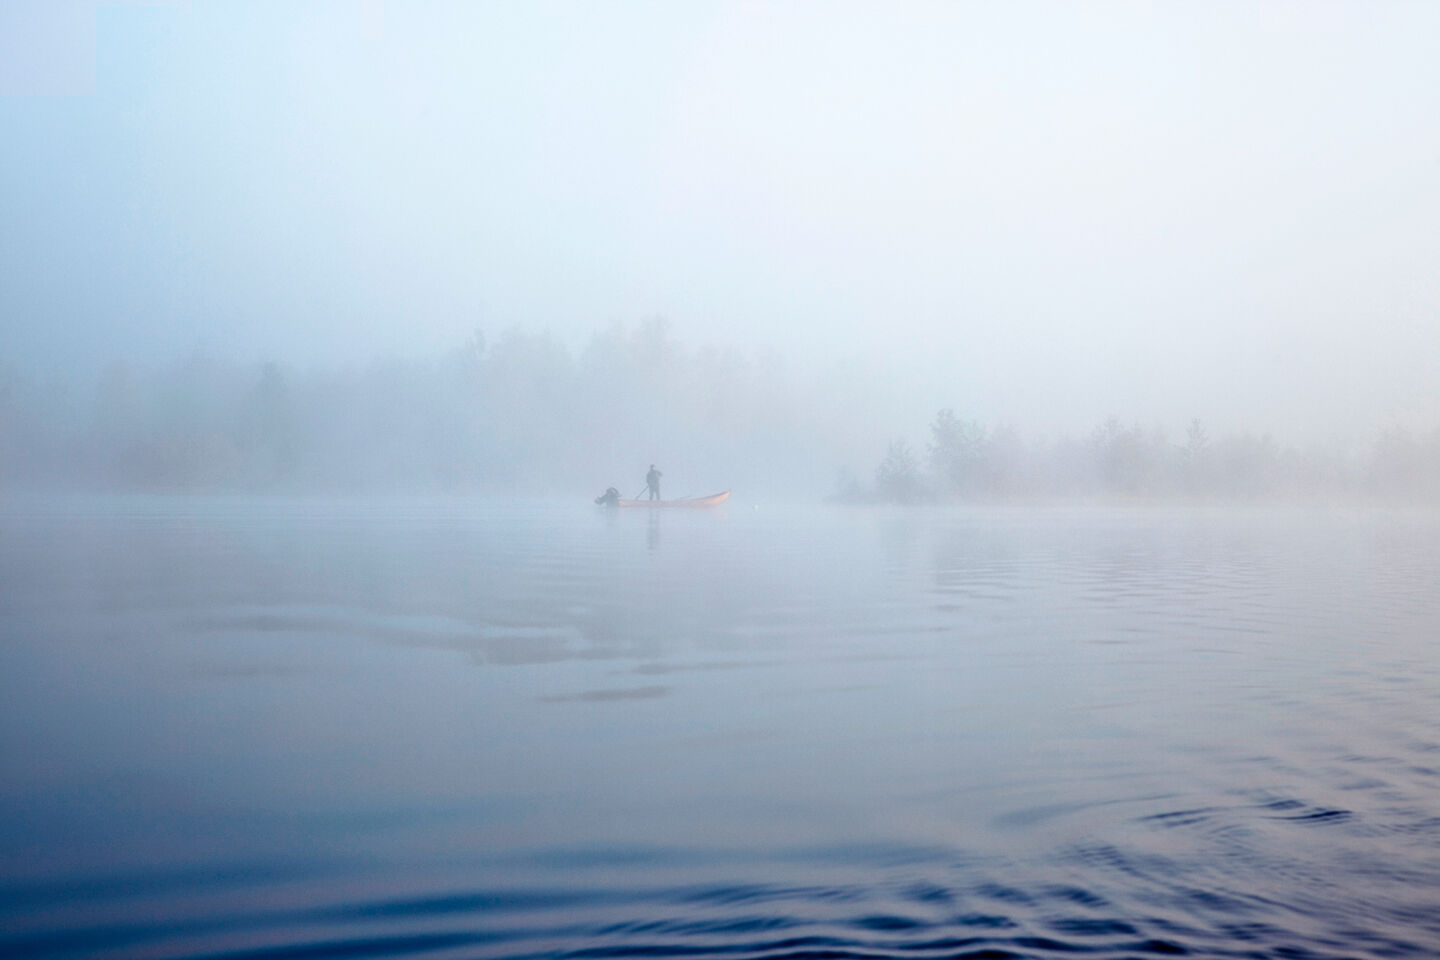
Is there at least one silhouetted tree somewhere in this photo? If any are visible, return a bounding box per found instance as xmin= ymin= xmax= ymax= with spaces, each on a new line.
xmin=830 ymin=465 xmax=866 ymax=503
xmin=876 ymin=440 xmax=924 ymax=503
xmin=1368 ymin=426 xmax=1440 ymax=501
xmin=237 ymin=362 xmax=299 ymax=486
xmin=928 ymin=408 xmax=987 ymax=494
xmin=1180 ymin=418 xmax=1211 ymax=494
xmin=1211 ymin=432 xmax=1280 ymax=497
xmin=1089 ymin=417 xmax=1167 ymax=496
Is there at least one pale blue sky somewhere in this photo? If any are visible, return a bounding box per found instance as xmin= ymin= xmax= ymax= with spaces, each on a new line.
xmin=3 ymin=1 xmax=1438 ymax=440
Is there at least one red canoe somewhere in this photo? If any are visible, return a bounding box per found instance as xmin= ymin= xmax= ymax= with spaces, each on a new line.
xmin=617 ymin=490 xmax=731 ymax=508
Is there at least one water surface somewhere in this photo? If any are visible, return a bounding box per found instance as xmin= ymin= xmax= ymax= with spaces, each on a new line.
xmin=2 ymin=496 xmax=1439 ymax=959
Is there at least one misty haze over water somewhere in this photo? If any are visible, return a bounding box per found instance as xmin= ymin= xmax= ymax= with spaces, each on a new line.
xmin=4 ymin=3 xmax=1440 ymax=960
xmin=3 ymin=2 xmax=1440 ymax=460
xmin=4 ymin=321 xmax=1439 ymax=501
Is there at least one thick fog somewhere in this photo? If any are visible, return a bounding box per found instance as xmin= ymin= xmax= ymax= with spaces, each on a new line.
xmin=3 ymin=1 xmax=1439 ymax=500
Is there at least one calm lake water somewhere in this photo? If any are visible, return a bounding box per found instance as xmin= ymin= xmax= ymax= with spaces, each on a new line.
xmin=2 ymin=496 xmax=1439 ymax=960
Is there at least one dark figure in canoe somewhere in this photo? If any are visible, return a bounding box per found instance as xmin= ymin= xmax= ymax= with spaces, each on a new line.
xmin=645 ymin=465 xmax=662 ymax=500
xmin=594 ymin=487 xmax=620 ymax=507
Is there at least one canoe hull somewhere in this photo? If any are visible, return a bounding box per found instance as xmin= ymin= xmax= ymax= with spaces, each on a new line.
xmin=616 ymin=490 xmax=731 ymax=508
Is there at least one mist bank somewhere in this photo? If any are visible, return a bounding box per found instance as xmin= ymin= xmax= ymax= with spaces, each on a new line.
xmin=2 ymin=321 xmax=1437 ymax=503
xmin=858 ymin=414 xmax=1439 ymax=505
xmin=0 ymin=321 xmax=872 ymax=499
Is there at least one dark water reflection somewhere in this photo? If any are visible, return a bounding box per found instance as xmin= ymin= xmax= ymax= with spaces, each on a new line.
xmin=2 ymin=496 xmax=1439 ymax=959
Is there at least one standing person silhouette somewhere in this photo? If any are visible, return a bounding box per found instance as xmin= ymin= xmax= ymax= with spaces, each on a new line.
xmin=645 ymin=464 xmax=662 ymax=501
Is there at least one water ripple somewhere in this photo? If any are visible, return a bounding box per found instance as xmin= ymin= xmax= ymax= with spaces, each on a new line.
xmin=6 ymin=503 xmax=1440 ymax=959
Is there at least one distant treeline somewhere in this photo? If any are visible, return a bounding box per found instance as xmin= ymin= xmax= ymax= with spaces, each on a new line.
xmin=0 ymin=322 xmax=866 ymax=497
xmin=853 ymin=411 xmax=1440 ymax=504
xmin=2 ymin=322 xmax=1438 ymax=501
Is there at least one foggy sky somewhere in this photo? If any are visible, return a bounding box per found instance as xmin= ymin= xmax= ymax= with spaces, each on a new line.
xmin=3 ymin=0 xmax=1438 ymax=443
